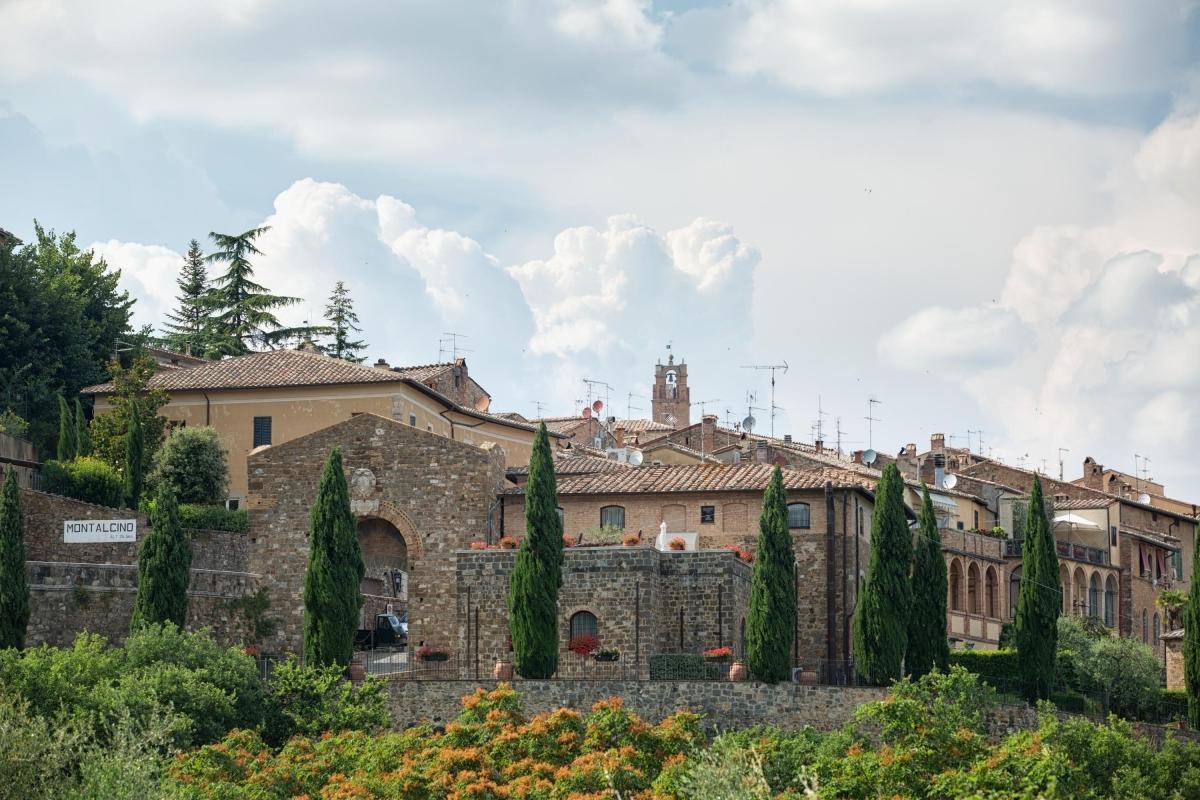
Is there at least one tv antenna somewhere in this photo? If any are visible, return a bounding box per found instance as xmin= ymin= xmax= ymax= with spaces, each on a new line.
xmin=581 ymin=378 xmax=612 ymax=415
xmin=741 ymin=362 xmax=788 ymax=437
xmin=691 ymin=398 xmax=721 ymax=417
xmin=438 ymin=332 xmax=471 ymax=361
xmin=1057 ymin=447 xmax=1069 ymax=481
xmin=532 ymin=400 xmax=548 ymax=418
xmin=812 ymin=395 xmax=829 ymax=444
xmin=864 ymin=396 xmax=882 ymax=449
xmin=967 ymin=429 xmax=985 ymax=456
xmin=625 ymin=392 xmax=645 ymax=420
xmin=742 ymin=401 xmax=766 ymax=435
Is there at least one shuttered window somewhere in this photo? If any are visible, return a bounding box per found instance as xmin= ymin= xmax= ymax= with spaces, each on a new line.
xmin=252 ymin=416 xmax=272 ymax=447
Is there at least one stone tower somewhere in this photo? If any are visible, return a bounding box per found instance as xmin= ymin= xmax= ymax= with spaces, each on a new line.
xmin=652 ymin=353 xmax=690 ymax=428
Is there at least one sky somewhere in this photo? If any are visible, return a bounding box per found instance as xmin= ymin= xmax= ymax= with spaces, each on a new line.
xmin=2 ymin=1 xmax=1200 ymax=497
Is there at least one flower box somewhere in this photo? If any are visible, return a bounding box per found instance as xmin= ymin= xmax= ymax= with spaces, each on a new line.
xmin=417 ymin=645 xmax=449 ymax=662
xmin=703 ymin=646 xmax=733 ymax=662
xmin=593 ymin=650 xmax=620 ymax=663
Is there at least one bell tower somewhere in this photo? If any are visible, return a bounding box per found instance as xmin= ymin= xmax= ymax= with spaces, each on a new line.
xmin=652 ymin=353 xmax=690 ymax=428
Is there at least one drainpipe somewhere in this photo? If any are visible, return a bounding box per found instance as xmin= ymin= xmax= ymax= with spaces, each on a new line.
xmin=825 ymin=482 xmax=836 ymax=662
xmin=841 ymin=488 xmax=850 ymax=663
xmin=203 ymin=391 xmax=211 ymax=425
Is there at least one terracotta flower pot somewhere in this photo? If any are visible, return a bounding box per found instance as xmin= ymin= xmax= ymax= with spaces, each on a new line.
xmin=799 ymin=669 xmax=818 ymax=685
xmin=349 ymin=659 xmax=366 ymax=683
xmin=729 ymin=661 xmax=748 ymax=682
xmin=493 ymin=659 xmax=513 ymax=680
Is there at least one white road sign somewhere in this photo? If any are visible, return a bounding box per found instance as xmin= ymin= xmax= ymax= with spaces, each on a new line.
xmin=63 ymin=519 xmax=137 ymax=543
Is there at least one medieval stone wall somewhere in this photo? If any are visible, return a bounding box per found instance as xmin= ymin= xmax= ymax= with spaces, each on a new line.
xmin=246 ymin=412 xmax=507 ymax=655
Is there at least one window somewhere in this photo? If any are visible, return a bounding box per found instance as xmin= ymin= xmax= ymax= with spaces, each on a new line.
xmin=409 ymin=414 xmax=417 ymax=426
xmin=786 ymin=502 xmax=811 ymax=529
xmin=569 ymin=610 xmax=598 ymax=640
xmin=556 ymin=507 xmax=565 ymax=526
xmin=956 ymin=520 xmax=964 ymax=530
xmin=967 ymin=564 xmax=980 ymax=614
xmin=252 ymin=416 xmax=272 ymax=447
xmin=700 ymin=506 xmax=715 ymax=524
xmin=973 ymin=510 xmax=980 ymax=529
xmin=949 ymin=560 xmax=962 ymax=611
xmin=1142 ymin=610 xmax=1149 ymax=644
xmin=225 ymin=498 xmax=240 ymax=511
xmin=1110 ymin=525 xmax=1118 ymax=547
xmin=600 ymin=505 xmax=625 ymax=529
xmin=1088 ymin=574 xmax=1100 ymax=619
xmin=1153 ymin=612 xmax=1161 ymax=648
xmin=1104 ymin=575 xmax=1115 ymax=628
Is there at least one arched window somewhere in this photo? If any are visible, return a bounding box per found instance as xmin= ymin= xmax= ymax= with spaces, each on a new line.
xmin=967 ymin=563 xmax=980 ymax=614
xmin=569 ymin=610 xmax=598 ymax=640
xmin=1104 ymin=575 xmax=1116 ymax=628
xmin=1073 ymin=569 xmax=1087 ymax=616
xmin=1059 ymin=564 xmax=1070 ymax=614
xmin=1142 ymin=609 xmax=1149 ymax=644
xmin=1088 ymin=573 xmax=1100 ymax=619
xmin=949 ymin=560 xmax=963 ymax=611
xmin=1009 ymin=567 xmax=1022 ymax=617
xmin=1153 ymin=612 xmax=1161 ymax=650
xmin=600 ymin=505 xmax=625 ymax=529
xmin=985 ymin=566 xmax=998 ymax=618
xmin=786 ymin=503 xmax=811 ymax=529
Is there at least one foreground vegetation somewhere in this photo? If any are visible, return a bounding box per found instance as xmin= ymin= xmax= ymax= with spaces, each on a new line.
xmin=4 ymin=626 xmax=1198 ymax=799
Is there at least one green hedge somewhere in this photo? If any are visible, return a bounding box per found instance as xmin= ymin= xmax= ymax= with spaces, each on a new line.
xmin=1049 ymin=690 xmax=1089 ymax=714
xmin=179 ymin=504 xmax=248 ymax=533
xmin=40 ymin=457 xmax=124 ymax=508
xmin=1159 ymin=690 xmax=1189 ymax=723
xmin=649 ymin=654 xmax=708 ymax=680
xmin=948 ymin=650 xmax=1020 ymax=693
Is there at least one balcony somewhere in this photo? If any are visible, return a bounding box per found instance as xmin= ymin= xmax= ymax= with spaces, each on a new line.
xmin=1003 ymin=539 xmax=1109 ymax=566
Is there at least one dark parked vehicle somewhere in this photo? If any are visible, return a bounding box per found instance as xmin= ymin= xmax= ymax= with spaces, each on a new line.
xmin=355 ymin=612 xmax=407 ymax=650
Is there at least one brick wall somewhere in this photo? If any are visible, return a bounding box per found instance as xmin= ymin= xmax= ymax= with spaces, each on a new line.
xmin=246 ymin=412 xmax=507 ymax=655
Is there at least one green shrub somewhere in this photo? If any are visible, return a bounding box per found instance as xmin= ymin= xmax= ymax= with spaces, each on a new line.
xmin=39 ymin=457 xmax=124 ymax=507
xmin=179 ymin=504 xmax=247 ymax=533
xmin=649 ymin=653 xmax=708 ymax=680
xmin=1159 ymin=689 xmax=1189 ymax=723
xmin=261 ymin=660 xmax=391 ymax=746
xmin=149 ymin=427 xmax=228 ymax=504
xmin=949 ymin=649 xmax=1020 ymax=693
xmin=1050 ymin=690 xmax=1089 ymax=714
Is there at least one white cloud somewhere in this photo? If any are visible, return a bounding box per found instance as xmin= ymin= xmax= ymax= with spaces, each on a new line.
xmin=90 ymin=241 xmax=184 ymax=330
xmin=553 ymin=0 xmax=662 ymax=50
xmin=877 ymin=306 xmax=1030 ymax=377
xmin=880 ymin=105 xmax=1200 ymax=494
xmin=722 ymin=0 xmax=1197 ymax=97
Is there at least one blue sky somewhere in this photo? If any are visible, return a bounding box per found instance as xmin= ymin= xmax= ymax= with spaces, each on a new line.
xmin=3 ymin=1 xmax=1200 ymax=495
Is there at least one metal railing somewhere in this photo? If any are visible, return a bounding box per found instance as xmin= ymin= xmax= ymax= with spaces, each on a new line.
xmin=1055 ymin=541 xmax=1110 ymax=565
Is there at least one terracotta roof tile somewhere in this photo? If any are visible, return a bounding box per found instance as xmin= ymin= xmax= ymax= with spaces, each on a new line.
xmin=392 ymin=362 xmax=456 ymax=382
xmin=507 ymin=463 xmax=876 ymax=496
xmin=613 ymin=418 xmax=674 ymax=433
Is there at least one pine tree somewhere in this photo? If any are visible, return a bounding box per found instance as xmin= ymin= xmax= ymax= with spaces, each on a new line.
xmin=1185 ymin=534 xmax=1200 ymax=728
xmin=206 ymin=227 xmax=307 ymax=355
xmin=1015 ymin=475 xmax=1059 ymax=701
xmin=906 ymin=484 xmax=949 ymax=678
xmin=73 ymin=398 xmax=90 ymax=457
xmin=852 ymin=463 xmax=912 ymax=684
xmin=56 ymin=395 xmax=76 ymax=461
xmin=745 ymin=466 xmax=797 ymax=683
xmin=162 ymin=240 xmax=214 ymax=356
xmin=130 ymin=485 xmax=191 ymax=631
xmin=0 ymin=469 xmax=30 ymax=649
xmin=508 ymin=423 xmax=563 ymax=678
xmin=303 ymin=447 xmax=365 ymax=668
xmin=124 ymin=405 xmax=145 ymax=509
xmin=321 ymin=282 xmax=367 ymax=362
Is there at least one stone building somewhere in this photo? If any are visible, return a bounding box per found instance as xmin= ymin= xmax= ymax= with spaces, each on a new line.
xmin=245 ymin=412 xmax=508 ymax=655
xmin=500 ymin=462 xmax=880 ymax=664
xmin=84 ymin=348 xmax=562 ymax=503
xmin=651 ymin=353 xmax=690 ymax=428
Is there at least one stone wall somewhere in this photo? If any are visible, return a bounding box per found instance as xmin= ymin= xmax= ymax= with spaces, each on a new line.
xmin=385 ymin=678 xmax=888 ymax=732
xmin=247 ymin=412 xmax=507 ymax=655
xmin=454 ymin=547 xmax=751 ymax=678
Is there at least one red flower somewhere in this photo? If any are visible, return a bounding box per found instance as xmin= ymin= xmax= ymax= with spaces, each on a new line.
xmin=568 ymin=634 xmax=599 ymax=656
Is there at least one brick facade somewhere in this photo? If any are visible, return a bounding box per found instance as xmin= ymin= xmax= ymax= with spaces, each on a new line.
xmin=246 ymin=412 xmax=507 ymax=655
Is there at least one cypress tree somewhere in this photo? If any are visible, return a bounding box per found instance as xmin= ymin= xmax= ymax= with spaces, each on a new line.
xmin=508 ymin=423 xmax=563 ymax=678
xmin=1015 ymin=475 xmax=1059 ymax=701
xmin=303 ymin=447 xmax=365 ymax=668
xmin=0 ymin=469 xmax=30 ymax=649
xmin=852 ymin=463 xmax=912 ymax=684
xmin=745 ymin=466 xmax=797 ymax=683
xmin=124 ymin=405 xmax=145 ymax=509
xmin=163 ymin=239 xmax=213 ymax=356
xmin=73 ymin=398 xmax=90 ymax=457
xmin=906 ymin=484 xmax=949 ymax=678
xmin=1185 ymin=534 xmax=1200 ymax=728
xmin=56 ymin=395 xmax=76 ymax=461
xmin=130 ymin=485 xmax=191 ymax=631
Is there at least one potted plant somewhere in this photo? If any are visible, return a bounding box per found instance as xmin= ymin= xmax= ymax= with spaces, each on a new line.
xmin=493 ymin=657 xmax=513 ymax=680
xmin=568 ymin=633 xmax=599 ymax=657
xmin=498 ymin=536 xmax=519 ymax=550
xmin=729 ymin=660 xmax=748 ymax=682
xmin=348 ymin=653 xmax=365 ymax=682
xmin=703 ymin=646 xmax=733 ymax=662
xmin=593 ymin=648 xmax=620 ymax=663
xmin=417 ymin=644 xmax=449 ymax=662
xmin=668 ymin=536 xmax=687 ymax=551
xmin=469 ymin=540 xmax=488 ymax=550
xmin=622 ymin=533 xmax=640 ymax=546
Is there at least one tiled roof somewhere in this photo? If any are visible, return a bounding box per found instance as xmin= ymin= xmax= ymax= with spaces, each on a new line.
xmin=534 ymin=417 xmax=596 ymax=436
xmin=1053 ymin=498 xmax=1115 ymax=511
xmin=641 ymin=440 xmax=720 ymax=463
xmin=391 ymin=362 xmax=456 ymax=382
xmin=82 ymin=348 xmax=408 ymax=394
xmin=507 ymin=445 xmax=633 ymax=477
xmin=614 ymin=418 xmax=674 ymax=433
xmin=507 ymin=463 xmax=876 ymax=496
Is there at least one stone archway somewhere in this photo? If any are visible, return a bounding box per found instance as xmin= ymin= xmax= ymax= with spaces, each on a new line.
xmin=355 ymin=500 xmax=422 ymax=601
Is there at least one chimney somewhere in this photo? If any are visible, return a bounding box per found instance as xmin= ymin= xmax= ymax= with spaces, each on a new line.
xmin=756 ymin=440 xmax=768 ymax=464
xmin=614 ymin=425 xmax=626 ymax=449
xmin=702 ymin=414 xmax=717 ymax=454
xmin=374 ymin=358 xmax=391 ymax=371
xmin=933 ymin=453 xmax=946 ymax=489
xmin=783 ymin=434 xmax=792 ymax=443
xmin=931 ymin=433 xmax=945 ymax=453
xmin=815 ymin=439 xmax=824 ymax=454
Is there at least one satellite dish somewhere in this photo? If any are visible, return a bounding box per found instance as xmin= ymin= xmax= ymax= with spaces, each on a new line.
xmin=943 ymin=474 xmax=958 ymax=489
xmin=862 ymin=449 xmax=877 ymax=466
xmin=628 ymin=450 xmax=644 ymax=466
xmin=582 ymin=407 xmax=592 ymax=419
xmin=592 ymin=400 xmax=604 ymax=413
xmin=742 ymin=416 xmax=756 ymax=432
xmin=1138 ymin=493 xmax=1152 ymax=505
xmin=474 ymin=395 xmax=490 ymax=412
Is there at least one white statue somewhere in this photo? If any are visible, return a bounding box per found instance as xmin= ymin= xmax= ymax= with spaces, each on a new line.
xmin=659 ymin=520 xmax=667 ymax=537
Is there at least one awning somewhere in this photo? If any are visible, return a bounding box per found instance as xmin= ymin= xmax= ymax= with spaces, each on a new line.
xmin=928 ymin=492 xmax=957 ymax=509
xmin=1053 ymin=513 xmax=1100 ymax=528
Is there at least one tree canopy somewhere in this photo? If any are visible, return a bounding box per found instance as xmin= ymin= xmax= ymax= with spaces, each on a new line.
xmin=205 ymin=227 xmax=306 ymax=354
xmin=320 ymin=281 xmax=367 ymax=362
xmin=906 ymin=484 xmax=949 ymax=678
xmin=1015 ymin=475 xmax=1059 ymax=702
xmin=162 ymin=240 xmax=214 ymax=357
xmin=745 ymin=465 xmax=796 ymax=683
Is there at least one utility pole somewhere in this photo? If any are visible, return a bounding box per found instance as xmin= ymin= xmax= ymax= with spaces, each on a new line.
xmin=864 ymin=396 xmax=882 ymax=450
xmin=1057 ymin=447 xmax=1069 ymax=481
xmin=741 ymin=362 xmax=788 ymax=437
